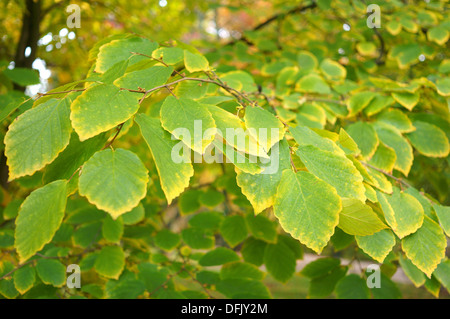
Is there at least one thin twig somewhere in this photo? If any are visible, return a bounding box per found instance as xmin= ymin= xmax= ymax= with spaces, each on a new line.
xmin=361 ymin=161 xmax=412 ymax=188
xmin=102 ymin=123 xmax=125 ymax=150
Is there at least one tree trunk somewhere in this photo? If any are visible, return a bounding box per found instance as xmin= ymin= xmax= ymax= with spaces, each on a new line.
xmin=1 ymin=0 xmax=42 ymax=188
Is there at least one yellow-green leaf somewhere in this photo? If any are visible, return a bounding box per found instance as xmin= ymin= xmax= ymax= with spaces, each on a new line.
xmin=338 ymin=199 xmax=387 ymax=236
xmin=70 ymin=84 xmax=141 ymax=141
xmin=136 ymin=114 xmax=193 ymax=204
xmin=5 ymin=98 xmax=72 ymax=180
xmin=401 ymin=216 xmax=446 ymax=277
xmin=15 ymin=180 xmax=68 ymax=262
xmin=274 ymin=169 xmax=341 ymax=253
xmin=78 ymin=148 xmax=148 ymax=218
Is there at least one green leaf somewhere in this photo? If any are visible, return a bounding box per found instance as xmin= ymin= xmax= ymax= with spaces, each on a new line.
xmin=184 ymin=50 xmax=209 ymax=73
xmin=152 ymin=47 xmax=184 ymax=65
xmin=301 ymin=258 xmax=340 ymax=279
xmin=330 ymin=228 xmax=355 ymax=251
xmin=5 ymin=98 xmax=72 ymax=180
xmin=220 ymin=262 xmax=264 ymax=281
xmin=73 ymin=222 xmax=102 ymax=248
xmin=199 ymin=189 xmax=225 ymax=207
xmin=188 ymin=212 xmax=223 ymax=231
xmin=95 ymin=37 xmax=158 ymax=73
xmin=245 ymin=214 xmax=278 ymax=243
xmin=335 ymin=274 xmax=370 ymax=299
xmin=211 ymin=139 xmax=262 ymax=174
xmin=401 ymin=216 xmax=446 ymax=277
xmin=433 ymin=259 xmax=450 ymax=293
xmin=102 ymin=215 xmax=124 ymax=243
xmin=376 ymin=109 xmax=414 ymax=133
xmin=114 ymin=65 xmax=173 ymax=90
xmin=371 ymin=273 xmax=402 ymax=299
xmin=377 ymin=189 xmax=424 ymax=239
xmin=406 ymin=121 xmax=449 ymax=158
xmin=70 ymin=84 xmax=141 ymax=141
xmin=241 ymin=238 xmax=267 ymax=266
xmin=3 ymin=199 xmax=22 ymax=220
xmin=221 ymin=71 xmax=256 ymax=92
xmin=136 ymin=114 xmax=193 ymax=204
xmin=432 ymin=204 xmax=450 ymax=237
xmin=297 ymin=51 xmax=318 ymax=70
xmin=95 ymin=246 xmax=125 ymax=279
xmin=121 ymin=203 xmax=145 ymax=225
xmin=244 ymin=106 xmax=285 ymax=153
xmin=296 ymin=73 xmax=331 ymax=94
xmin=424 ymin=275 xmax=441 ymax=298
xmin=160 ymin=96 xmax=216 ymax=154
xmin=3 ymin=67 xmax=40 ymax=86
xmin=398 ymin=254 xmax=426 ymax=287
xmin=320 ymin=58 xmax=346 ymax=81
xmin=374 ymin=124 xmax=413 ymax=176
xmin=274 ymin=169 xmax=341 ymax=253
xmin=220 ymin=215 xmax=248 ymax=248
xmin=364 ymin=95 xmax=395 ymax=116
xmin=43 ymin=133 xmax=108 ymax=184
xmin=356 ymin=42 xmax=377 ymax=57
xmin=154 ymin=229 xmax=180 ymax=251
xmin=355 ymin=229 xmax=396 ymax=263
xmin=428 ymin=26 xmax=449 ymax=45
xmin=15 ymin=180 xmax=68 ymax=262
xmin=101 ymin=60 xmax=129 ymax=84
xmin=36 ymin=259 xmax=66 ymax=287
xmin=13 ymin=265 xmax=35 ymax=294
xmin=174 ymin=78 xmax=209 ymax=99
xmin=296 ymin=144 xmax=366 ymax=202
xmin=178 ymin=190 xmax=201 ymax=215
xmin=278 ymin=234 xmax=303 ymax=259
xmin=368 ymin=142 xmax=397 ymax=173
xmin=216 ymin=278 xmax=271 ymax=299
xmin=308 ymin=266 xmax=347 ymax=298
xmin=78 ymin=148 xmax=149 ymax=218
xmin=207 ymin=104 xmax=267 ymax=158
xmin=199 ymin=247 xmax=240 ymax=266
xmin=338 ymin=198 xmax=387 ymax=236
xmin=181 ymin=228 xmax=214 ymax=249
xmin=391 ymin=92 xmax=419 ymax=110
xmin=338 ymin=128 xmax=360 ymax=155
xmin=263 ymin=241 xmax=296 ymax=283
xmin=436 ymin=77 xmax=450 ymax=96
xmin=105 ymin=278 xmax=146 ymax=299
xmin=236 ymin=139 xmax=291 ymax=214
xmin=290 ymin=125 xmax=342 ymax=153
xmin=347 ymin=91 xmax=376 ymax=115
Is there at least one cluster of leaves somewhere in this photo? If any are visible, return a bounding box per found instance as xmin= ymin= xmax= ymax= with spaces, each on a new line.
xmin=0 ymin=0 xmax=450 ymax=299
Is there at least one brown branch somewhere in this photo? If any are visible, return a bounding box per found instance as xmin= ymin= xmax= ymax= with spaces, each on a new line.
xmin=361 ymin=161 xmax=412 ymax=188
xmin=225 ymin=1 xmax=317 ymax=47
xmin=102 ymin=123 xmax=125 ymax=150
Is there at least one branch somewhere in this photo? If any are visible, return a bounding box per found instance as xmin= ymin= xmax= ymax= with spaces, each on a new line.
xmin=225 ymin=1 xmax=317 ymax=46
xmin=360 ymin=0 xmax=385 ymax=65
xmin=361 ymin=161 xmax=412 ymax=188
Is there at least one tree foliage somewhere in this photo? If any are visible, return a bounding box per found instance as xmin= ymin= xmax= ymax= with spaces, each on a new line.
xmin=0 ymin=0 xmax=450 ymax=299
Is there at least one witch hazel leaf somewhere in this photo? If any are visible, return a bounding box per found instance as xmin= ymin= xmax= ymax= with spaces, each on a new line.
xmin=160 ymin=96 xmax=216 ymax=154
xmin=274 ymin=169 xmax=341 ymax=254
xmin=244 ymin=106 xmax=286 ymax=153
xmin=15 ymin=180 xmax=68 ymax=262
xmin=401 ymin=216 xmax=446 ymax=277
xmin=377 ymin=189 xmax=424 ymax=239
xmin=70 ymin=84 xmax=141 ymax=141
xmin=135 ymin=113 xmax=193 ymax=204
xmin=78 ymin=148 xmax=148 ymax=219
xmin=5 ymin=98 xmax=72 ymax=180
